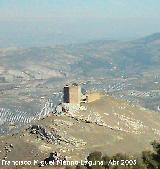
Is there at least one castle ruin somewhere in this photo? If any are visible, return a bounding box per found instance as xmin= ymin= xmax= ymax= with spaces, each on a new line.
xmin=63 ymin=83 xmax=81 ymax=105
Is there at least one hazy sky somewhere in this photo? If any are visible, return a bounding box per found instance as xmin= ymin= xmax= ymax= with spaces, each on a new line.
xmin=0 ymin=0 xmax=160 ymax=19
xmin=0 ymin=0 xmax=160 ymax=47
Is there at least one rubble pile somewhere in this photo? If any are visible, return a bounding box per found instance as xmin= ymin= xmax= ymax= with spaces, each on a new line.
xmin=55 ymin=103 xmax=81 ymax=115
xmin=28 ymin=124 xmax=86 ymax=148
xmin=114 ymin=113 xmax=148 ymax=134
xmin=87 ymin=111 xmax=104 ymax=124
xmin=3 ymin=143 xmax=14 ymax=160
xmin=28 ymin=125 xmax=61 ymax=144
xmin=64 ymin=136 xmax=86 ymax=147
xmin=152 ymin=128 xmax=160 ymax=136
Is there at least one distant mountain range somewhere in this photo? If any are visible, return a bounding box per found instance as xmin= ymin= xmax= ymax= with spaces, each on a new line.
xmin=0 ymin=33 xmax=160 ymax=80
xmin=137 ymin=32 xmax=160 ymax=43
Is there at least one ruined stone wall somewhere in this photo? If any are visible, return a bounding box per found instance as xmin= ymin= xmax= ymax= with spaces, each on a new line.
xmin=87 ymin=92 xmax=101 ymax=103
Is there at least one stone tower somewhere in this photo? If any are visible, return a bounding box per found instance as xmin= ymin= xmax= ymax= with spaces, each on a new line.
xmin=63 ymin=83 xmax=81 ymax=104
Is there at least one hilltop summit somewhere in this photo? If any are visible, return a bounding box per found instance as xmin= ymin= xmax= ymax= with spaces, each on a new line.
xmin=0 ymin=95 xmax=160 ymax=168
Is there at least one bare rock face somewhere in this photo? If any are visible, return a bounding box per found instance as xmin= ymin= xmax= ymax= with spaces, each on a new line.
xmin=28 ymin=125 xmax=61 ymax=144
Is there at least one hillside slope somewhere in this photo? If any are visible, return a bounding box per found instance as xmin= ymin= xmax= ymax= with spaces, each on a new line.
xmin=0 ymin=95 xmax=160 ymax=168
xmin=0 ymin=33 xmax=160 ymax=80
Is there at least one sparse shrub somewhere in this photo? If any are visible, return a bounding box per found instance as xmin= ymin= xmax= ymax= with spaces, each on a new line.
xmin=102 ymin=155 xmax=110 ymax=169
xmin=65 ymin=141 xmax=160 ymax=169
xmin=76 ymin=163 xmax=87 ymax=169
xmin=87 ymin=151 xmax=103 ymax=169
xmin=142 ymin=151 xmax=158 ymax=169
xmin=141 ymin=141 xmax=160 ymax=168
